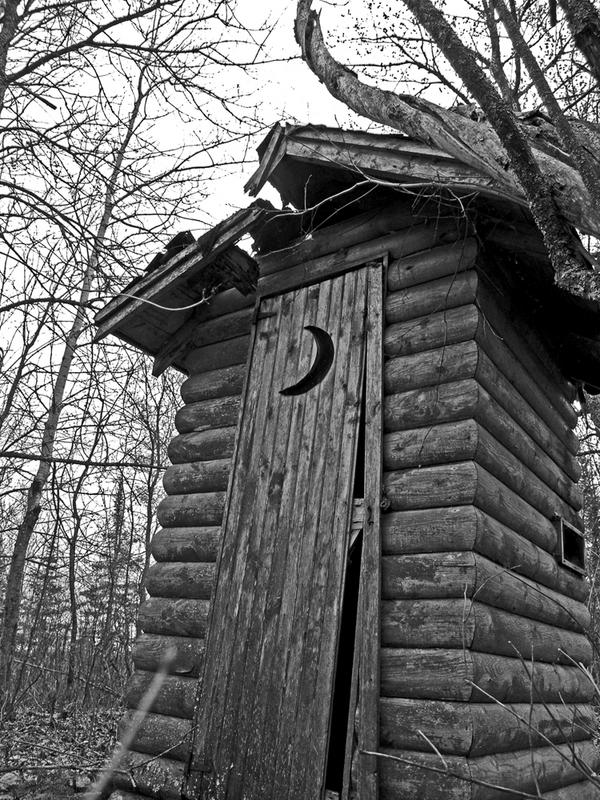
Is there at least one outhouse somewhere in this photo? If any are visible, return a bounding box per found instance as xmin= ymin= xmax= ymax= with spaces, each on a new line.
xmin=96 ymin=124 xmax=600 ymax=800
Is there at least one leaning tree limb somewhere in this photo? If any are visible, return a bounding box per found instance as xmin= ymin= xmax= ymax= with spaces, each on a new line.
xmin=558 ymin=0 xmax=600 ymax=89
xmin=294 ymin=0 xmax=600 ymax=301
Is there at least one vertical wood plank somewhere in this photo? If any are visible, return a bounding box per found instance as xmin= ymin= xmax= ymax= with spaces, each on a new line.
xmin=358 ymin=260 xmax=384 ymax=800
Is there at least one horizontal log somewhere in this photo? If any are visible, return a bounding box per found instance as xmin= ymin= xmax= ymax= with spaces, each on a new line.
xmin=168 ymin=426 xmax=236 ymax=465
xmin=381 ymin=599 xmax=592 ymax=663
xmin=378 ymin=741 xmax=599 ymax=800
xmin=477 ymin=270 xmax=577 ymax=406
xmin=477 ymin=324 xmax=578 ymax=443
xmin=384 ymin=420 xmax=581 ymax=520
xmin=386 ymin=270 xmax=478 ymax=324
xmin=258 ymin=200 xmax=421 ymax=275
xmin=113 ymin=750 xmax=184 ymax=799
xmin=384 ymin=377 xmax=580 ymax=484
xmin=387 ymin=238 xmax=478 ymax=292
xmin=380 ymin=648 xmax=594 ymax=703
xmin=258 ymin=220 xmax=460 ymax=296
xmin=132 ymin=633 xmax=205 ymax=677
xmin=382 ymin=507 xmax=587 ymax=603
xmin=384 ymin=340 xmax=479 ymax=394
xmin=163 ymin=459 xmax=231 ymax=496
xmin=191 ymin=286 xmax=255 ymax=323
xmin=108 ymin=792 xmax=148 ymax=800
xmin=175 ymin=396 xmax=240 ymax=435
xmin=379 ymin=697 xmax=593 ymax=756
xmin=180 ymin=364 xmax=246 ymax=404
xmin=378 ymin=748 xmax=468 ymax=800
xmin=381 ymin=552 xmax=588 ymax=631
xmin=145 ymin=562 xmax=215 ymax=600
xmin=468 ymin=740 xmax=600 ymax=799
xmin=183 ymin=334 xmax=249 ymax=375
xmin=542 ymin=781 xmax=600 ymax=799
xmin=157 ymin=492 xmax=225 ymax=528
xmin=151 ymin=527 xmax=220 ymax=563
xmin=384 ymin=462 xmax=559 ymax=553
xmin=120 ymin=711 xmax=192 ymax=762
xmin=126 ymin=671 xmax=197 ymax=720
xmin=384 ymin=304 xmax=480 ymax=356
xmin=139 ymin=598 xmax=210 ymax=637
xmin=190 ymin=306 xmax=253 ymax=349
xmin=384 ymin=343 xmax=580 ymax=483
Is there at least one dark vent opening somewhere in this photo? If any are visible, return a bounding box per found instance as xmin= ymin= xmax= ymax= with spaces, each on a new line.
xmin=558 ymin=518 xmax=586 ymax=575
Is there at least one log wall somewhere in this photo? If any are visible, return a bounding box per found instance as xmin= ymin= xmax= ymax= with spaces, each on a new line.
xmin=378 ymin=236 xmax=596 ymax=799
xmin=110 ymin=296 xmax=253 ymax=799
xmin=110 ymin=208 xmax=596 ymax=800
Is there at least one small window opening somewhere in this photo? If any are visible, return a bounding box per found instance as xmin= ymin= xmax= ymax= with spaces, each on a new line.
xmin=556 ymin=518 xmax=586 ymax=575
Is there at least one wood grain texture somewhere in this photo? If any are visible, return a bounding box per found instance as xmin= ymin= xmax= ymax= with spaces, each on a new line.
xmin=385 ymin=270 xmax=478 ymax=324
xmin=138 ymin=598 xmax=209 ymax=637
xmin=174 ymin=396 xmax=240 ymax=435
xmin=258 ymin=221 xmax=459 ymax=297
xmin=156 ymin=492 xmax=225 ymax=528
xmin=379 ymin=698 xmax=593 ymax=756
xmin=150 ymin=527 xmax=220 ymax=563
xmin=382 ymin=507 xmax=588 ymax=603
xmin=145 ymin=562 xmax=215 ymax=600
xmin=167 ymin=426 xmax=236 ymax=465
xmin=378 ymin=749 xmax=469 ymax=800
xmin=126 ymin=671 xmax=197 ymax=720
xmin=113 ymin=750 xmax=184 ymax=799
xmin=357 ymin=262 xmax=384 ymax=800
xmin=380 ymin=648 xmax=594 ymax=703
xmin=162 ymin=460 xmax=230 ymax=496
xmin=384 ymin=304 xmax=480 ymax=357
xmin=381 ymin=599 xmax=592 ymax=663
xmin=120 ymin=711 xmax=193 ymax=762
xmin=381 ymin=552 xmax=588 ymax=631
xmin=183 ymin=334 xmax=250 ymax=375
xmin=189 ymin=307 xmax=254 ymax=349
xmin=387 ymin=238 xmax=478 ymax=292
xmin=132 ymin=633 xmax=204 ymax=677
xmin=180 ymin=364 xmax=246 ymax=404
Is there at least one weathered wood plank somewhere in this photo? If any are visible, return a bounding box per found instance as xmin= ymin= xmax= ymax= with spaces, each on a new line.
xmin=378 ymin=748 xmax=468 ymax=800
xmin=156 ymin=492 xmax=225 ymax=528
xmin=180 ymin=364 xmax=246 ymax=404
xmin=382 ymin=507 xmax=587 ymax=603
xmin=126 ymin=671 xmax=197 ymax=719
xmin=183 ymin=334 xmax=250 ymax=375
xmin=162 ymin=459 xmax=230 ymax=496
xmin=113 ymin=750 xmax=184 ymax=800
xmin=189 ymin=306 xmax=254 ymax=349
xmin=380 ymin=698 xmax=593 ymax=756
xmin=145 ymin=562 xmax=215 ymax=600
xmin=384 ymin=304 xmax=480 ymax=356
xmin=174 ymin=396 xmax=240 ymax=434
xmin=150 ymin=527 xmax=220 ymax=563
xmin=385 ymin=270 xmax=478 ymax=324
xmin=381 ymin=552 xmax=588 ymax=631
xmin=138 ymin=598 xmax=209 ymax=637
xmin=357 ymin=261 xmax=384 ymax=800
xmin=132 ymin=633 xmax=205 ymax=677
xmin=384 ymin=340 xmax=479 ymax=394
xmin=387 ymin=238 xmax=478 ymax=292
xmin=542 ymin=781 xmax=600 ymax=799
xmin=380 ymin=648 xmax=594 ymax=703
xmin=167 ymin=426 xmax=236 ymax=465
xmin=381 ymin=599 xmax=592 ymax=663
xmin=258 ymin=221 xmax=459 ymax=297
xmin=258 ymin=201 xmax=418 ymax=276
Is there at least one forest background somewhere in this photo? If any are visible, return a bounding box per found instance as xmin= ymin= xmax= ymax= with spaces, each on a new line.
xmin=2 ymin=0 xmax=600 ymax=796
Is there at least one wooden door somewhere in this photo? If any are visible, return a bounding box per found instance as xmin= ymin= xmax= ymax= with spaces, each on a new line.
xmin=187 ymin=267 xmax=377 ymax=800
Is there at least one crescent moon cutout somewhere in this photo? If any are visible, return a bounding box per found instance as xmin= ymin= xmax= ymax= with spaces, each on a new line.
xmin=280 ymin=325 xmax=335 ymax=396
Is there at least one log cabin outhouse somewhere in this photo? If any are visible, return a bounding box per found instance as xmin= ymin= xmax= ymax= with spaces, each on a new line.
xmin=96 ymin=124 xmax=600 ymax=800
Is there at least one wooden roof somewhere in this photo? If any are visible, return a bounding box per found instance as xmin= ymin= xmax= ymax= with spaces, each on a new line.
xmin=95 ymin=122 xmax=600 ymax=389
